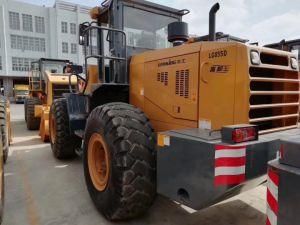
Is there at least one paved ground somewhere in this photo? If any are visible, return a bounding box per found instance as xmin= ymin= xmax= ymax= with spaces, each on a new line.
xmin=3 ymin=103 xmax=267 ymax=225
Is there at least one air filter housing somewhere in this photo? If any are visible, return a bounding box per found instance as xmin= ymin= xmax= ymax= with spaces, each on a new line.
xmin=168 ymin=22 xmax=189 ymax=46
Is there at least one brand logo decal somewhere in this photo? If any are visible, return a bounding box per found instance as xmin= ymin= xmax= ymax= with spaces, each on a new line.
xmin=158 ymin=59 xmax=186 ymax=67
xmin=210 ymin=65 xmax=230 ymax=73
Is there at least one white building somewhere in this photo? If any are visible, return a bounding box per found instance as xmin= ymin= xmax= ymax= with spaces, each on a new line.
xmin=0 ymin=0 xmax=92 ymax=97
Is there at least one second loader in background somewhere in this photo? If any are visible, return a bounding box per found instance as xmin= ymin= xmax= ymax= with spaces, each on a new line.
xmin=25 ymin=58 xmax=77 ymax=142
xmin=14 ymin=85 xmax=29 ymax=104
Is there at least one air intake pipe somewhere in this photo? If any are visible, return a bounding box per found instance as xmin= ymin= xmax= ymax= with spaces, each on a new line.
xmin=209 ymin=3 xmax=220 ymax=41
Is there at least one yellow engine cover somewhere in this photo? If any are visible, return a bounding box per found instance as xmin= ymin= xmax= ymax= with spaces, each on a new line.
xmin=130 ymin=41 xmax=243 ymax=131
xmin=130 ymin=41 xmax=299 ymax=133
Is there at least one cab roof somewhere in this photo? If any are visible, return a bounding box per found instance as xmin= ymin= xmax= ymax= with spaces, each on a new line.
xmin=96 ymin=0 xmax=185 ymax=23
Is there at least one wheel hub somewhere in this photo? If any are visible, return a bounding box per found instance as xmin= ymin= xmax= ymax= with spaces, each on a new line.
xmin=88 ymin=133 xmax=110 ymax=192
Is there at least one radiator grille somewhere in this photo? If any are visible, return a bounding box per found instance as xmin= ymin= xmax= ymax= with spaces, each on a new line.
xmin=249 ymin=67 xmax=300 ymax=133
xmin=157 ymin=72 xmax=168 ymax=86
xmin=176 ymin=70 xmax=189 ymax=98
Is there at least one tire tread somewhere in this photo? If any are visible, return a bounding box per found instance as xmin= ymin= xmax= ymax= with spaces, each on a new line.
xmin=26 ymin=97 xmax=41 ymax=130
xmin=84 ymin=102 xmax=156 ymax=220
xmin=50 ymin=98 xmax=79 ymax=159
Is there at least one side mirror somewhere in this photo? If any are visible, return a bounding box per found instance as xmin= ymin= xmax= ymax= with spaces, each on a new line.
xmin=71 ymin=65 xmax=83 ymax=75
xmin=79 ymin=24 xmax=89 ymax=46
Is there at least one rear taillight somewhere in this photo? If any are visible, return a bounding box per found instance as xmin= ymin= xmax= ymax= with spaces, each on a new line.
xmin=232 ymin=127 xmax=258 ymax=143
xmin=222 ymin=125 xmax=259 ymax=144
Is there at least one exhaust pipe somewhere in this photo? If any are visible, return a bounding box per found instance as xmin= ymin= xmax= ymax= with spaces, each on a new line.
xmin=209 ymin=3 xmax=220 ymax=41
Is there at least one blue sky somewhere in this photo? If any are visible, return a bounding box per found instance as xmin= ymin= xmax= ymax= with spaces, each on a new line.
xmin=20 ymin=0 xmax=300 ymax=44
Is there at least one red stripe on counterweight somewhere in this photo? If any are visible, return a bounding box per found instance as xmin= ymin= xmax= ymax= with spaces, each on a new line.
xmin=267 ymin=189 xmax=278 ymax=215
xmin=268 ymin=169 xmax=279 ymax=186
xmin=266 ymin=217 xmax=271 ymax=225
xmin=215 ymin=145 xmax=246 ymax=151
xmin=214 ymin=174 xmax=245 ymax=186
xmin=215 ymin=157 xmax=246 ymax=167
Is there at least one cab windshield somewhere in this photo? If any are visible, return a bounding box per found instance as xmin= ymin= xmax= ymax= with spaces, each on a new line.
xmin=41 ymin=61 xmax=67 ymax=74
xmin=124 ymin=6 xmax=179 ymax=50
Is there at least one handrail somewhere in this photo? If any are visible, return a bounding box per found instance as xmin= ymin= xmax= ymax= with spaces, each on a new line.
xmin=81 ymin=24 xmax=127 ymax=94
xmin=250 ymin=102 xmax=299 ymax=109
xmin=250 ymin=114 xmax=299 ymax=123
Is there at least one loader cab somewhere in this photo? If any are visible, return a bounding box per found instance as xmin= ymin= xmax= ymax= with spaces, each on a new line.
xmin=29 ymin=58 xmax=70 ymax=93
xmin=89 ymin=0 xmax=184 ymax=51
xmin=32 ymin=58 xmax=70 ymax=76
xmin=79 ymin=0 xmax=186 ymax=86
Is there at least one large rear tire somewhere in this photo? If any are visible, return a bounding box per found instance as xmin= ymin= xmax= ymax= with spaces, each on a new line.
xmin=0 ymin=97 xmax=8 ymax=163
xmin=49 ymin=98 xmax=80 ymax=159
xmin=26 ymin=98 xmax=41 ymax=130
xmin=83 ymin=103 xmax=156 ymax=221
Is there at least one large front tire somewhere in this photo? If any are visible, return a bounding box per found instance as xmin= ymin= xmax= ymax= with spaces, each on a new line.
xmin=49 ymin=98 xmax=80 ymax=159
xmin=83 ymin=103 xmax=156 ymax=221
xmin=26 ymin=98 xmax=41 ymax=130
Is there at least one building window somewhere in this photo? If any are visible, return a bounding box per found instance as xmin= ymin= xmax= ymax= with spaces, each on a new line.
xmin=29 ymin=37 xmax=35 ymax=51
xmin=61 ymin=21 xmax=68 ymax=33
xmin=12 ymin=57 xmax=36 ymax=71
xmin=70 ymin=23 xmax=76 ymax=35
xmin=22 ymin=14 xmax=33 ymax=32
xmin=0 ymin=56 xmax=2 ymax=70
xmin=40 ymin=39 xmax=46 ymax=52
xmin=10 ymin=35 xmax=46 ymax=52
xmin=23 ymin=36 xmax=29 ymax=50
xmin=11 ymin=35 xmax=17 ymax=49
xmin=34 ymin=37 xmax=45 ymax=52
xmin=82 ymin=45 xmax=98 ymax=56
xmin=71 ymin=43 xmax=77 ymax=54
xmin=17 ymin=35 xmax=22 ymax=49
xmin=62 ymin=42 xmax=68 ymax=53
xmin=9 ymin=12 xmax=20 ymax=30
xmin=35 ymin=16 xmax=45 ymax=33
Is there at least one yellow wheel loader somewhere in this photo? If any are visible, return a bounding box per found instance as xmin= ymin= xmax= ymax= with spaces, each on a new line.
xmin=14 ymin=84 xmax=29 ymax=104
xmin=26 ymin=58 xmax=77 ymax=142
xmin=50 ymin=0 xmax=300 ymax=221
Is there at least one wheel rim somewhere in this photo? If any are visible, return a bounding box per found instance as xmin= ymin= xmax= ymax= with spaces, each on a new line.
xmin=50 ymin=113 xmax=56 ymax=144
xmin=88 ymin=133 xmax=110 ymax=192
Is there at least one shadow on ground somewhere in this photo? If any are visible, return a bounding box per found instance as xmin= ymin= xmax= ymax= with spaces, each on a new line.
xmin=138 ymin=196 xmax=266 ymax=225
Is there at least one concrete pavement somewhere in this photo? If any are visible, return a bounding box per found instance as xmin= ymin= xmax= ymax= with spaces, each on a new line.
xmin=3 ymin=103 xmax=267 ymax=225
